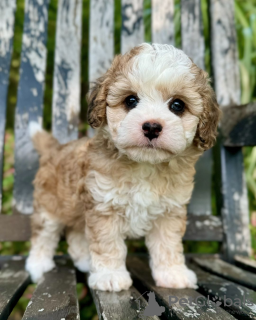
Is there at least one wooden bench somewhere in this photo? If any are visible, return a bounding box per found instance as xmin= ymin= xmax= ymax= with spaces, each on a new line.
xmin=1 ymin=0 xmax=256 ymax=319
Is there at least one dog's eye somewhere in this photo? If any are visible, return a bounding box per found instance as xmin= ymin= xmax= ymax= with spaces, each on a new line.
xmin=169 ymin=99 xmax=185 ymax=114
xmin=125 ymin=95 xmax=138 ymax=109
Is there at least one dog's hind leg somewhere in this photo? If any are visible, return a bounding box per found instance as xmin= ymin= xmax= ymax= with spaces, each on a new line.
xmin=66 ymin=228 xmax=90 ymax=272
xmin=26 ymin=210 xmax=64 ymax=282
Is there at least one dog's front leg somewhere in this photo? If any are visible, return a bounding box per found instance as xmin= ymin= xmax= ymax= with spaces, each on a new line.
xmin=87 ymin=213 xmax=132 ymax=292
xmin=146 ymin=207 xmax=197 ymax=289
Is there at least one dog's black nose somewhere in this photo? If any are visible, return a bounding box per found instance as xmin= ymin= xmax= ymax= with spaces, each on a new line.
xmin=142 ymin=122 xmax=162 ymax=141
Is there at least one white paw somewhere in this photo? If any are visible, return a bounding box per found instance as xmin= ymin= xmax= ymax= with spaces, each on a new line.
xmin=25 ymin=255 xmax=55 ymax=282
xmin=88 ymin=269 xmax=132 ymax=292
xmin=74 ymin=256 xmax=90 ymax=273
xmin=152 ymin=264 xmax=197 ymax=289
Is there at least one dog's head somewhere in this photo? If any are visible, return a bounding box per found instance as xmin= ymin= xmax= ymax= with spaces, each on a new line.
xmin=87 ymin=43 xmax=220 ymax=164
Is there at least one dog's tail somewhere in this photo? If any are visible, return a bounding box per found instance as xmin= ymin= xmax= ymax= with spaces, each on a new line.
xmin=28 ymin=121 xmax=60 ymax=156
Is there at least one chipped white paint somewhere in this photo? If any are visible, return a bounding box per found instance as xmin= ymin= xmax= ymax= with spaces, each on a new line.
xmin=38 ymin=308 xmax=44 ymax=312
xmin=52 ymin=0 xmax=82 ymax=143
xmin=151 ymin=0 xmax=174 ymax=45
xmin=28 ymin=301 xmax=33 ymax=307
xmin=181 ymin=0 xmax=204 ymax=69
xmin=121 ymin=0 xmax=144 ymax=54
xmin=0 ymin=0 xmax=16 ymax=57
xmin=210 ymin=0 xmax=240 ymax=106
xmin=89 ymin=0 xmax=114 ymax=82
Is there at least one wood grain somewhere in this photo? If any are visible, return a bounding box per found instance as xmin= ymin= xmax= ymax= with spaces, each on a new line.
xmin=127 ymin=256 xmax=235 ymax=320
xmin=0 ymin=0 xmax=16 ymax=213
xmin=193 ymin=257 xmax=256 ymax=291
xmin=13 ymin=0 xmax=50 ymax=215
xmin=22 ymin=259 xmax=79 ymax=320
xmin=210 ymin=0 xmax=240 ymax=106
xmin=151 ymin=0 xmax=174 ymax=45
xmin=89 ymin=0 xmax=114 ymax=83
xmin=181 ymin=0 xmax=205 ymax=69
xmin=0 ymin=259 xmax=30 ymax=320
xmin=91 ymin=286 xmax=159 ymax=320
xmin=0 ymin=215 xmax=31 ymax=241
xmin=121 ymin=0 xmax=144 ymax=54
xmin=190 ymin=262 xmax=256 ymax=319
xmin=210 ymin=0 xmax=251 ymax=261
xmin=52 ymin=0 xmax=82 ymax=144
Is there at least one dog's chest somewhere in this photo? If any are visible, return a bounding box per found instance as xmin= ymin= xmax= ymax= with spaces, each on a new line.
xmin=86 ymin=167 xmax=189 ymax=238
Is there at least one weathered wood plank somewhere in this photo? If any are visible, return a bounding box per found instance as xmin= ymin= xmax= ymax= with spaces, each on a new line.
xmin=0 ymin=215 xmax=31 ymax=241
xmin=0 ymin=0 xmax=16 ymax=213
xmin=52 ymin=0 xmax=82 ymax=144
xmin=181 ymin=0 xmax=213 ymax=217
xmin=221 ymin=103 xmax=256 ymax=146
xmin=91 ymin=286 xmax=159 ymax=320
xmin=89 ymin=0 xmax=114 ymax=82
xmin=190 ymin=262 xmax=256 ymax=320
xmin=151 ymin=0 xmax=174 ymax=45
xmin=181 ymin=0 xmax=205 ymax=69
xmin=188 ymin=150 xmax=212 ymax=216
xmin=22 ymin=259 xmax=79 ymax=320
xmin=13 ymin=0 xmax=50 ymax=214
xmin=184 ymin=214 xmax=223 ymax=241
xmin=210 ymin=0 xmax=240 ymax=107
xmin=0 ymin=259 xmax=30 ymax=320
xmin=210 ymin=0 xmax=251 ymax=261
xmin=193 ymin=257 xmax=256 ymax=291
xmin=127 ymin=256 xmax=235 ymax=320
xmin=121 ymin=0 xmax=144 ymax=54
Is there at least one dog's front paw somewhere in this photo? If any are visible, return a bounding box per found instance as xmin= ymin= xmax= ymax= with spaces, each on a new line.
xmin=88 ymin=269 xmax=132 ymax=292
xmin=153 ymin=264 xmax=197 ymax=289
xmin=25 ymin=255 xmax=55 ymax=282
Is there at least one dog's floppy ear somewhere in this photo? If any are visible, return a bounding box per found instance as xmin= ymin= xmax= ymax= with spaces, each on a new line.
xmin=87 ymin=74 xmax=109 ymax=129
xmin=194 ymin=70 xmax=221 ymax=151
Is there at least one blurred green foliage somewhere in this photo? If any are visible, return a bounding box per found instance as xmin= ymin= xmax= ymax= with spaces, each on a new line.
xmin=1 ymin=0 xmax=256 ymax=319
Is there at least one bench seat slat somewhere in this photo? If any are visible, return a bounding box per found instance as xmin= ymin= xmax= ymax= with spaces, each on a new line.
xmin=13 ymin=0 xmax=50 ymax=215
xmin=190 ymin=262 xmax=256 ymax=319
xmin=22 ymin=259 xmax=79 ymax=320
xmin=193 ymin=257 xmax=256 ymax=291
xmin=52 ymin=0 xmax=82 ymax=144
xmin=121 ymin=0 xmax=144 ymax=54
xmin=127 ymin=256 xmax=235 ymax=320
xmin=91 ymin=286 xmax=159 ymax=320
xmin=0 ymin=0 xmax=16 ymax=213
xmin=151 ymin=0 xmax=174 ymax=45
xmin=235 ymin=255 xmax=256 ymax=273
xmin=0 ymin=259 xmax=30 ymax=320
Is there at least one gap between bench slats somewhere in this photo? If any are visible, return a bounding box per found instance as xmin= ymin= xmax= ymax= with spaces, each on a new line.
xmin=0 ymin=259 xmax=30 ymax=320
xmin=0 ymin=0 xmax=16 ymax=214
xmin=22 ymin=259 xmax=79 ymax=320
xmin=13 ymin=0 xmax=50 ymax=215
xmin=52 ymin=0 xmax=82 ymax=144
xmin=127 ymin=256 xmax=235 ymax=320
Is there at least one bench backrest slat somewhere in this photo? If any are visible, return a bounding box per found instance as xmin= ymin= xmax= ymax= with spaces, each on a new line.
xmin=52 ymin=0 xmax=82 ymax=144
xmin=13 ymin=0 xmax=50 ymax=214
xmin=210 ymin=0 xmax=251 ymax=260
xmin=0 ymin=0 xmax=16 ymax=213
xmin=121 ymin=0 xmax=144 ymax=54
xmin=89 ymin=0 xmax=114 ymax=83
xmin=151 ymin=0 xmax=174 ymax=45
xmin=181 ymin=0 xmax=212 ymax=216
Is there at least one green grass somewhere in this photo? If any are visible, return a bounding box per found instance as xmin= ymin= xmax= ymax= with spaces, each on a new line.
xmin=1 ymin=0 xmax=256 ymax=319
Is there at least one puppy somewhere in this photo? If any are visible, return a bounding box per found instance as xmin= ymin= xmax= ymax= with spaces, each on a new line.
xmin=26 ymin=43 xmax=220 ymax=291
